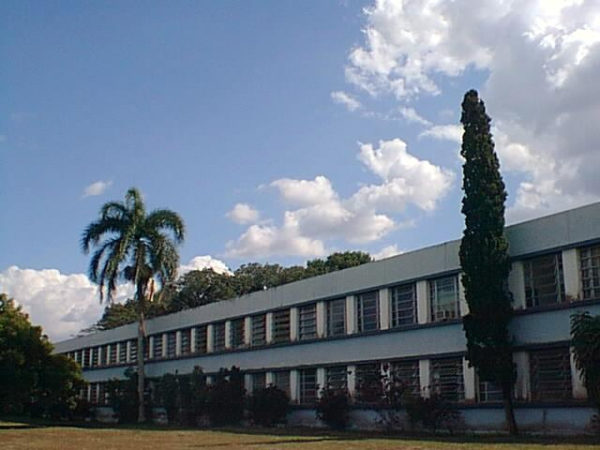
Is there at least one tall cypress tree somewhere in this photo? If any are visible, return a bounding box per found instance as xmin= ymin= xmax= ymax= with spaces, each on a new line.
xmin=459 ymin=90 xmax=517 ymax=434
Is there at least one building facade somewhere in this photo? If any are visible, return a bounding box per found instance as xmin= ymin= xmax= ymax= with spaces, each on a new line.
xmin=55 ymin=203 xmax=600 ymax=432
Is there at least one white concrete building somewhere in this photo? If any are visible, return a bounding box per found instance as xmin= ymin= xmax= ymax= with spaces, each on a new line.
xmin=55 ymin=202 xmax=600 ymax=432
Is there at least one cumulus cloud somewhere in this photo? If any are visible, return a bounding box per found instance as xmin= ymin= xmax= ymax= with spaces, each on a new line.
xmin=331 ymin=90 xmax=362 ymax=111
xmin=419 ymin=124 xmax=463 ymax=143
xmin=226 ymin=203 xmax=260 ymax=224
xmin=178 ymin=256 xmax=232 ymax=276
xmin=226 ymin=139 xmax=453 ymax=258
xmin=373 ymin=244 xmax=403 ymax=260
xmin=398 ymin=106 xmax=431 ymax=125
xmin=0 ymin=266 xmax=133 ymax=342
xmin=82 ymin=180 xmax=112 ymax=198
xmin=344 ymin=0 xmax=600 ymax=220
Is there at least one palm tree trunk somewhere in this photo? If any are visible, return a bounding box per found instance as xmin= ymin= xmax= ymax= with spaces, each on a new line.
xmin=137 ymin=308 xmax=146 ymax=423
xmin=502 ymin=382 xmax=518 ymax=435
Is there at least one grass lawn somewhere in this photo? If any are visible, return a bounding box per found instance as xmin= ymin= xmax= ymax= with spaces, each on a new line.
xmin=1 ymin=422 xmax=598 ymax=449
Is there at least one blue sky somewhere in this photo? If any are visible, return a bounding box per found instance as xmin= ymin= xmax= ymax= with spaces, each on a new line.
xmin=2 ymin=0 xmax=599 ymax=340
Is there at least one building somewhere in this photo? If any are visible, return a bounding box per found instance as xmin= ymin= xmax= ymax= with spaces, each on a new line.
xmin=55 ymin=202 xmax=600 ymax=432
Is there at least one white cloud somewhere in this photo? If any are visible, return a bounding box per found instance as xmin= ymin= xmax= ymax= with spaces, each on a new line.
xmin=344 ymin=0 xmax=600 ymax=220
xmin=373 ymin=244 xmax=403 ymax=260
xmin=226 ymin=139 xmax=453 ymax=258
xmin=331 ymin=90 xmax=362 ymax=111
xmin=398 ymin=106 xmax=431 ymax=125
xmin=178 ymin=256 xmax=232 ymax=276
xmin=419 ymin=124 xmax=463 ymax=143
xmin=226 ymin=203 xmax=260 ymax=224
xmin=82 ymin=180 xmax=112 ymax=198
xmin=0 ymin=266 xmax=133 ymax=342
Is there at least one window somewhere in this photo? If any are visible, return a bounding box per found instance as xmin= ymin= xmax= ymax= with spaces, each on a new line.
xmin=181 ymin=329 xmax=191 ymax=355
xmin=429 ymin=276 xmax=460 ymax=322
xmin=524 ymin=253 xmax=565 ymax=307
xmin=109 ymin=344 xmax=117 ymax=365
xmin=299 ymin=369 xmax=317 ymax=404
xmin=326 ymin=366 xmax=347 ymax=391
xmin=129 ymin=340 xmax=137 ymax=363
xmin=194 ymin=325 xmax=207 ymax=354
xmin=326 ymin=298 xmax=346 ymax=337
xmin=91 ymin=347 xmax=99 ymax=367
xmin=273 ymin=370 xmax=290 ymax=397
xmin=213 ymin=322 xmax=226 ymax=352
xmin=580 ymin=244 xmax=600 ymax=299
xmin=299 ymin=304 xmax=317 ymax=340
xmin=89 ymin=383 xmax=98 ymax=404
xmin=391 ymin=283 xmax=416 ymax=327
xmin=355 ymin=363 xmax=382 ymax=403
xmin=252 ymin=315 xmax=266 ymax=346
xmin=166 ymin=332 xmax=176 ymax=358
xmin=118 ymin=341 xmax=127 ymax=363
xmin=530 ymin=347 xmax=572 ymax=401
xmin=230 ymin=318 xmax=245 ymax=349
xmin=388 ymin=360 xmax=420 ymax=396
xmin=357 ymin=291 xmax=379 ymax=332
xmin=272 ymin=309 xmax=290 ymax=343
xmin=430 ymin=357 xmax=464 ymax=402
xmin=153 ymin=334 xmax=163 ymax=359
xmin=478 ymin=380 xmax=503 ymax=403
xmin=253 ymin=372 xmax=266 ymax=392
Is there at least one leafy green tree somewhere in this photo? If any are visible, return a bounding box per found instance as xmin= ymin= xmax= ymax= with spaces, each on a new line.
xmin=459 ymin=90 xmax=517 ymax=434
xmin=233 ymin=263 xmax=286 ymax=295
xmin=82 ymin=187 xmax=184 ymax=422
xmin=168 ymin=268 xmax=236 ymax=312
xmin=571 ymin=312 xmax=600 ymax=411
xmin=0 ymin=294 xmax=84 ymax=417
xmin=306 ymin=251 xmax=372 ymax=276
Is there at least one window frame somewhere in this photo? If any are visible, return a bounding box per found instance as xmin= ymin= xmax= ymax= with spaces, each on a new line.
xmin=390 ymin=283 xmax=417 ymax=328
xmin=356 ymin=291 xmax=379 ymax=333
xmin=326 ymin=298 xmax=346 ymax=337
xmin=429 ymin=275 xmax=460 ymax=322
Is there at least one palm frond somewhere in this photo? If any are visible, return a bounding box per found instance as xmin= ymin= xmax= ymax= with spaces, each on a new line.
xmin=146 ymin=209 xmax=185 ymax=243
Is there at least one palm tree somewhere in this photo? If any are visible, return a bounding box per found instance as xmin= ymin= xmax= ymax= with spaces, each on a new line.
xmin=82 ymin=187 xmax=184 ymax=422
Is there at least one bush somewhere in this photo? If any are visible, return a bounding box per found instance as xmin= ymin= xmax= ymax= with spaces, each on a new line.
xmin=316 ymin=388 xmax=351 ymax=429
xmin=205 ymin=366 xmax=245 ymax=426
xmin=405 ymin=393 xmax=461 ymax=434
xmin=248 ymin=385 xmax=289 ymax=426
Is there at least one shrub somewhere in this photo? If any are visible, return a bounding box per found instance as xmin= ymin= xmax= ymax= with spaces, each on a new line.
xmin=316 ymin=388 xmax=351 ymax=429
xmin=248 ymin=385 xmax=289 ymax=426
xmin=205 ymin=366 xmax=245 ymax=426
xmin=405 ymin=392 xmax=461 ymax=434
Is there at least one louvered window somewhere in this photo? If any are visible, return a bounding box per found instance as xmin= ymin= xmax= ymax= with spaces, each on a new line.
xmin=580 ymin=245 xmax=600 ymax=299
xmin=429 ymin=276 xmax=460 ymax=322
xmin=119 ymin=341 xmax=127 ymax=363
xmin=273 ymin=370 xmax=290 ymax=397
xmin=391 ymin=283 xmax=416 ymax=327
xmin=272 ymin=309 xmax=290 ymax=343
xmin=91 ymin=347 xmax=99 ymax=367
xmin=430 ymin=357 xmax=464 ymax=401
xmin=83 ymin=348 xmax=90 ymax=368
xmin=180 ymin=328 xmax=191 ymax=355
xmin=109 ymin=344 xmax=117 ymax=365
xmin=253 ymin=372 xmax=266 ymax=392
xmin=194 ymin=325 xmax=207 ymax=354
xmin=89 ymin=383 xmax=98 ymax=404
xmin=166 ymin=332 xmax=176 ymax=358
xmin=389 ymin=360 xmax=420 ymax=396
xmin=357 ymin=291 xmax=379 ymax=332
xmin=524 ymin=253 xmax=565 ymax=307
xmin=153 ymin=334 xmax=163 ymax=359
xmin=326 ymin=366 xmax=347 ymax=391
xmin=299 ymin=304 xmax=317 ymax=340
xmin=230 ymin=318 xmax=245 ymax=349
xmin=213 ymin=322 xmax=226 ymax=352
xmin=326 ymin=298 xmax=346 ymax=337
xmin=530 ymin=347 xmax=572 ymax=401
xmin=252 ymin=315 xmax=266 ymax=346
xmin=355 ymin=363 xmax=382 ymax=403
xmin=299 ymin=369 xmax=317 ymax=404
xmin=129 ymin=340 xmax=137 ymax=363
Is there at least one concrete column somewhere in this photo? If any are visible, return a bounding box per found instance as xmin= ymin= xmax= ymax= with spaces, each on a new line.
xmin=563 ymin=248 xmax=581 ymax=301
xmin=316 ymin=301 xmax=326 ymax=337
xmin=458 ymin=274 xmax=469 ymax=317
xmin=88 ymin=348 xmax=93 ymax=367
xmin=162 ymin=334 xmax=168 ymax=358
xmin=347 ymin=365 xmax=356 ymax=397
xmin=419 ymin=359 xmax=431 ymax=398
xmin=244 ymin=374 xmax=253 ymax=395
xmin=316 ymin=368 xmax=326 ymax=397
xmin=508 ymin=261 xmax=526 ymax=309
xmin=345 ymin=295 xmax=356 ymax=334
xmin=225 ymin=320 xmax=232 ymax=349
xmin=463 ymin=358 xmax=476 ymax=402
xmin=148 ymin=336 xmax=155 ymax=359
xmin=513 ymin=351 xmax=530 ymax=401
xmin=207 ymin=324 xmax=215 ymax=353
xmin=87 ymin=384 xmax=92 ymax=402
xmin=379 ymin=288 xmax=390 ymax=330
xmin=266 ymin=371 xmax=274 ymax=387
xmin=126 ymin=341 xmax=132 ymax=363
xmin=206 ymin=376 xmax=213 ymax=386
xmin=265 ymin=312 xmax=274 ymax=343
xmin=96 ymin=346 xmax=102 ymax=367
xmin=570 ymin=346 xmax=588 ymax=400
xmin=190 ymin=327 xmax=197 ymax=353
xmin=244 ymin=317 xmax=252 ymax=345
xmin=115 ymin=343 xmax=121 ymax=364
xmin=289 ymin=370 xmax=299 ymax=403
xmin=290 ymin=307 xmax=299 ymax=341
xmin=416 ymin=281 xmax=429 ymax=324
xmin=176 ymin=331 xmax=182 ymax=356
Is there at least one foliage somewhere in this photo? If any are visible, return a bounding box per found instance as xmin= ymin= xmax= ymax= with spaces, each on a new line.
xmin=571 ymin=312 xmax=600 ymax=410
xmin=307 ymin=251 xmax=372 ymax=276
xmin=247 ymin=385 xmax=289 ymax=426
xmin=81 ymin=187 xmax=185 ymax=422
xmin=458 ymin=90 xmax=516 ymax=434
xmin=374 ymin=365 xmax=414 ymax=430
xmin=404 ymin=392 xmax=461 ymax=434
xmin=316 ymin=387 xmax=351 ymax=430
xmin=168 ymin=269 xmax=237 ymax=312
xmin=0 ymin=294 xmax=85 ymax=418
xmin=205 ymin=366 xmax=245 ymax=426
xmin=105 ymin=368 xmax=140 ymax=423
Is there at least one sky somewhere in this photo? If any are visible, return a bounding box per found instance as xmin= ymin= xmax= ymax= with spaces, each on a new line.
xmin=2 ymin=0 xmax=600 ymax=341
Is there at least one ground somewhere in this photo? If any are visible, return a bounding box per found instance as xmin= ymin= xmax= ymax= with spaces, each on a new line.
xmin=1 ymin=422 xmax=598 ymax=449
